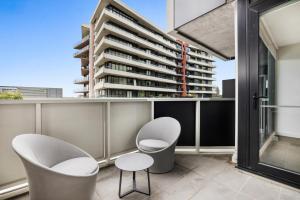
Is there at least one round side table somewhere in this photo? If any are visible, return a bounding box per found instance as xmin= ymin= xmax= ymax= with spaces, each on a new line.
xmin=115 ymin=153 xmax=154 ymax=198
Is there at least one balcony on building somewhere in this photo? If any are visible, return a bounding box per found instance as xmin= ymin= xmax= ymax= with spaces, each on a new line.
xmin=74 ymin=77 xmax=89 ymax=84
xmin=74 ymin=86 xmax=89 ymax=93
xmin=73 ymin=35 xmax=90 ymax=50
xmin=73 ymin=45 xmax=90 ymax=58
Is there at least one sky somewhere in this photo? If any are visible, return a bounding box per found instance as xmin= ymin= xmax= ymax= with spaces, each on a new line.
xmin=0 ymin=0 xmax=235 ymax=97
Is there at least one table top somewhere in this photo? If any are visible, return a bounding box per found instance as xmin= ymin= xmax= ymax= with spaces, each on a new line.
xmin=115 ymin=153 xmax=154 ymax=171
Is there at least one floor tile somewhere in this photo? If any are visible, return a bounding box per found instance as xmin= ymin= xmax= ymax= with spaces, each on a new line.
xmin=240 ymin=176 xmax=281 ymax=200
xmin=279 ymin=187 xmax=300 ymax=200
xmin=190 ymin=180 xmax=237 ymax=200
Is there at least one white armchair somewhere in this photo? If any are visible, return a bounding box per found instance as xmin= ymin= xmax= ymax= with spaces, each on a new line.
xmin=12 ymin=134 xmax=99 ymax=200
xmin=136 ymin=117 xmax=181 ymax=173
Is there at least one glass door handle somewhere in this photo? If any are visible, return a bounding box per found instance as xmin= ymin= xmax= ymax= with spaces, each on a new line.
xmin=252 ymin=93 xmax=267 ymax=109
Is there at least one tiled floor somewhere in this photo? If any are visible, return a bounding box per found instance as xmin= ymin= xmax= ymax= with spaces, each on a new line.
xmin=261 ymin=136 xmax=300 ymax=173
xmin=10 ymin=154 xmax=300 ymax=200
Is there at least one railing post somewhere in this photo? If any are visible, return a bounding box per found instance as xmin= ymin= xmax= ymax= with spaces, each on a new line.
xmin=150 ymin=100 xmax=154 ymax=120
xmin=195 ymin=101 xmax=200 ymax=153
xmin=35 ymin=103 xmax=42 ymax=134
xmin=105 ymin=102 xmax=111 ymax=164
xmin=232 ymin=0 xmax=238 ymax=164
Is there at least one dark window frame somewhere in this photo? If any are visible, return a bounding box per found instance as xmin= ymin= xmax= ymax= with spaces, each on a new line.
xmin=237 ymin=0 xmax=300 ymax=188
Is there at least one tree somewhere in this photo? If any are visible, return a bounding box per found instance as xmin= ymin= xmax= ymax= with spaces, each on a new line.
xmin=0 ymin=91 xmax=23 ymax=100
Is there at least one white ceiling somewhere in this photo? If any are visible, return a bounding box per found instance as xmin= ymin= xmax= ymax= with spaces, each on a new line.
xmin=261 ymin=1 xmax=300 ymax=48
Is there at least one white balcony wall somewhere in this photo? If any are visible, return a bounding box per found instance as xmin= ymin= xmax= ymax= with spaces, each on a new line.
xmin=41 ymin=103 xmax=105 ymax=159
xmin=0 ymin=99 xmax=153 ymax=196
xmin=0 ymin=104 xmax=36 ymax=186
xmin=110 ymin=102 xmax=151 ymax=155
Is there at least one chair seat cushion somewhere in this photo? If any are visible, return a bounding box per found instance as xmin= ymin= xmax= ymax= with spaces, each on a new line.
xmin=139 ymin=139 xmax=169 ymax=152
xmin=51 ymin=157 xmax=98 ymax=176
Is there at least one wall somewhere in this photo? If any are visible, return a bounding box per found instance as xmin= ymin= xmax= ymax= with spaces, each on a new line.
xmin=275 ymin=43 xmax=300 ymax=138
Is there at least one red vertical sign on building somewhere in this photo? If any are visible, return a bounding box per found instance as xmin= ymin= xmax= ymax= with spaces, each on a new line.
xmin=177 ymin=40 xmax=188 ymax=97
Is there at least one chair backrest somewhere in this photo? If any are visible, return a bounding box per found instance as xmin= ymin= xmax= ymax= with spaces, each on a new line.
xmin=137 ymin=117 xmax=181 ymax=145
xmin=12 ymin=134 xmax=86 ymax=168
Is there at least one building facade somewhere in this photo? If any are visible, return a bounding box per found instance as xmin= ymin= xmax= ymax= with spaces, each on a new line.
xmin=0 ymin=86 xmax=63 ymax=98
xmin=74 ymin=0 xmax=216 ymax=98
xmin=73 ymin=24 xmax=90 ymax=97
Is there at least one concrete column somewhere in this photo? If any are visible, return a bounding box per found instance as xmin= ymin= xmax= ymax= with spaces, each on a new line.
xmin=89 ymin=23 xmax=95 ymax=98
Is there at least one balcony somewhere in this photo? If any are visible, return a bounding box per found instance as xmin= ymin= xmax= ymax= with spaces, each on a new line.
xmin=74 ymin=77 xmax=89 ymax=84
xmin=94 ymin=9 xmax=178 ymax=52
xmin=94 ymin=37 xmax=177 ymax=68
xmin=73 ymin=35 xmax=90 ymax=50
xmin=95 ymin=52 xmax=176 ymax=76
xmin=0 ymin=98 xmax=298 ymax=200
xmin=74 ymin=86 xmax=89 ymax=93
xmin=95 ymin=23 xmax=178 ymax=59
xmin=73 ymin=45 xmax=89 ymax=58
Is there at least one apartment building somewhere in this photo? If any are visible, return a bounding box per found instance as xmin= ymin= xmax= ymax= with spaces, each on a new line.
xmin=0 ymin=86 xmax=63 ymax=98
xmin=73 ymin=0 xmax=216 ymax=98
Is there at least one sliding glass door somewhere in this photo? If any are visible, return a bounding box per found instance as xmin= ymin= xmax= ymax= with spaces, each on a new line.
xmin=239 ymin=0 xmax=300 ymax=188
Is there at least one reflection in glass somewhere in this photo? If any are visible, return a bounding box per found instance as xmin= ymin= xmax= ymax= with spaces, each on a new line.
xmin=259 ymin=1 xmax=300 ymax=174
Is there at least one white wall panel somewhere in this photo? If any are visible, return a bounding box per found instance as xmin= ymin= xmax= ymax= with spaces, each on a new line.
xmin=110 ymin=102 xmax=151 ymax=155
xmin=41 ymin=103 xmax=105 ymax=159
xmin=0 ymin=104 xmax=36 ymax=186
xmin=275 ymin=43 xmax=300 ymax=138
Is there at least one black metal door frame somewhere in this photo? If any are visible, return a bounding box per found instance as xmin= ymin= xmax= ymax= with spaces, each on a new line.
xmin=237 ymin=0 xmax=300 ymax=188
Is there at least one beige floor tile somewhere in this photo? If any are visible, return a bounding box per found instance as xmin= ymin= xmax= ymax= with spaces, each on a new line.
xmin=175 ymin=154 xmax=212 ymax=170
xmin=192 ymin=156 xmax=229 ymax=179
xmin=240 ymin=176 xmax=281 ymax=200
xmin=234 ymin=192 xmax=255 ymax=200
xmin=212 ymin=166 xmax=250 ymax=192
xmin=279 ymin=187 xmax=300 ymax=200
xmin=190 ymin=180 xmax=237 ymax=200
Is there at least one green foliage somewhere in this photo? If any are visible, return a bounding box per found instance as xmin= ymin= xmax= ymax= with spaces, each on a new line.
xmin=0 ymin=91 xmax=23 ymax=100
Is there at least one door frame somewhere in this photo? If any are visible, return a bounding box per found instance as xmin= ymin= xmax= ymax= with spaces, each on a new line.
xmin=237 ymin=0 xmax=300 ymax=188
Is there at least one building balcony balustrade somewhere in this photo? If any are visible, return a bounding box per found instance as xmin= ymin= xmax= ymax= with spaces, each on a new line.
xmin=95 ymin=23 xmax=178 ymax=59
xmin=73 ymin=35 xmax=90 ymax=50
xmin=74 ymin=77 xmax=89 ymax=84
xmin=95 ymin=9 xmax=178 ymax=52
xmin=73 ymin=45 xmax=90 ymax=58
xmin=74 ymin=86 xmax=89 ymax=93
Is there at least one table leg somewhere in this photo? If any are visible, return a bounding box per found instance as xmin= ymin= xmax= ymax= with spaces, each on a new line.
xmin=118 ymin=170 xmax=123 ymax=198
xmin=133 ymin=171 xmax=136 ymax=190
xmin=147 ymin=168 xmax=151 ymax=195
xmin=118 ymin=169 xmax=151 ymax=198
